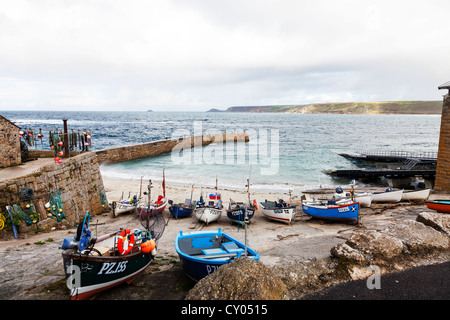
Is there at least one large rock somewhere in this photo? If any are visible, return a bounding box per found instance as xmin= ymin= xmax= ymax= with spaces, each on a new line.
xmin=345 ymin=230 xmax=404 ymax=260
xmin=416 ymin=212 xmax=450 ymax=237
xmin=185 ymin=257 xmax=287 ymax=300
xmin=272 ymin=258 xmax=337 ymax=296
xmin=384 ymin=220 xmax=450 ymax=254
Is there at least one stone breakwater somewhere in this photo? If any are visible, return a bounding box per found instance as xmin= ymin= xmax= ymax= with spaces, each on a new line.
xmin=95 ymin=132 xmax=249 ymax=165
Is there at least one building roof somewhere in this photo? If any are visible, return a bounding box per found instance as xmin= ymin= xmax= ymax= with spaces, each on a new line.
xmin=0 ymin=115 xmax=20 ymax=128
xmin=438 ymin=81 xmax=450 ymax=90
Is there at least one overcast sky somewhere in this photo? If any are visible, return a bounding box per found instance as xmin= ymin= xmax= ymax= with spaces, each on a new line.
xmin=0 ymin=0 xmax=449 ymax=112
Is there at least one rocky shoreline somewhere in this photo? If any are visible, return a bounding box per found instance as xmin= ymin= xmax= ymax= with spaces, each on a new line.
xmin=0 ymin=200 xmax=449 ymax=300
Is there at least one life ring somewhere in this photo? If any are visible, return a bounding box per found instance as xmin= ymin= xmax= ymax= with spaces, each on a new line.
xmin=117 ymin=229 xmax=135 ymax=255
xmin=253 ymin=199 xmax=258 ymax=210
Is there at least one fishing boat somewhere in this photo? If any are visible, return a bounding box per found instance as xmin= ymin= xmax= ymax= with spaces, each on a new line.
xmin=226 ymin=171 xmax=257 ymax=225
xmin=168 ymin=185 xmax=195 ymax=219
xmin=60 ymin=210 xmax=165 ymax=300
xmin=175 ymin=228 xmax=260 ymax=281
xmin=332 ymin=186 xmax=372 ymax=208
xmin=259 ymin=199 xmax=297 ymax=224
xmin=138 ymin=174 xmax=167 ymax=217
xmin=110 ymin=195 xmax=139 ymax=218
xmin=301 ymin=199 xmax=360 ymax=224
xmin=194 ymin=177 xmax=223 ymax=225
xmin=194 ymin=192 xmax=223 ymax=225
xmin=425 ymin=200 xmax=450 ymax=213
xmin=401 ymin=189 xmax=431 ymax=201
xmin=169 ymin=200 xmax=195 ymax=218
xmin=371 ymin=188 xmax=403 ymax=203
xmin=333 ymin=191 xmax=372 ymax=208
xmin=226 ymin=200 xmax=256 ymax=225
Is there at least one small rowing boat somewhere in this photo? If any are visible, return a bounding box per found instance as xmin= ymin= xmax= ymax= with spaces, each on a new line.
xmin=425 ymin=200 xmax=450 ymax=213
xmin=175 ymin=228 xmax=259 ymax=281
xmin=401 ymin=189 xmax=431 ymax=201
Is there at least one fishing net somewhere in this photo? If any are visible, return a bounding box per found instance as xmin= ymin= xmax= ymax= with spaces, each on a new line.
xmin=139 ymin=208 xmax=165 ymax=241
xmin=10 ymin=204 xmax=32 ymax=225
xmin=48 ymin=190 xmax=67 ymax=222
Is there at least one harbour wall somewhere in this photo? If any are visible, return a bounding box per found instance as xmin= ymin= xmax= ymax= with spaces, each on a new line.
xmin=95 ymin=132 xmax=249 ymax=164
xmin=435 ymin=93 xmax=450 ymax=191
xmin=0 ymin=152 xmax=106 ymax=229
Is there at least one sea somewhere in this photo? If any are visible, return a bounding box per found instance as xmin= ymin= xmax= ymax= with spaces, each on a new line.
xmin=1 ymin=110 xmax=441 ymax=195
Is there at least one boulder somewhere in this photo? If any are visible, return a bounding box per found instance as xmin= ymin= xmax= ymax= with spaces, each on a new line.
xmin=330 ymin=243 xmax=366 ymax=263
xmin=345 ymin=230 xmax=404 ymax=260
xmin=185 ymin=257 xmax=287 ymax=300
xmin=416 ymin=212 xmax=450 ymax=237
xmin=384 ymin=220 xmax=450 ymax=254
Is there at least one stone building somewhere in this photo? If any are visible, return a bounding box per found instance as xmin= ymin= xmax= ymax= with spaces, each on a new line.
xmin=0 ymin=115 xmax=21 ymax=168
xmin=434 ymin=81 xmax=450 ymax=191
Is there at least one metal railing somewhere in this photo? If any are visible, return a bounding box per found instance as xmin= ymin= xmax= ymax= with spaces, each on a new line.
xmin=359 ymin=150 xmax=438 ymax=159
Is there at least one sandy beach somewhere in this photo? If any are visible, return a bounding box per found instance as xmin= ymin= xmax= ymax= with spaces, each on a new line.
xmin=101 ymin=177 xmax=405 ymax=268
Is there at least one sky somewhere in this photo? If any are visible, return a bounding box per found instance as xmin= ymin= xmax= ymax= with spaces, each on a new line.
xmin=0 ymin=0 xmax=449 ymax=112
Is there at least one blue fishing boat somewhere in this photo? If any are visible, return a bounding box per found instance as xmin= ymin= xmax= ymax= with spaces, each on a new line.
xmin=301 ymin=199 xmax=360 ymax=224
xmin=226 ymin=175 xmax=256 ymax=225
xmin=175 ymin=228 xmax=260 ymax=281
xmin=168 ymin=185 xmax=195 ymax=218
xmin=226 ymin=200 xmax=256 ymax=225
xmin=169 ymin=200 xmax=195 ymax=218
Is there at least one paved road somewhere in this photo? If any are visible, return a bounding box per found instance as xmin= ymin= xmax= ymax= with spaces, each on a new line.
xmin=302 ymin=261 xmax=450 ymax=300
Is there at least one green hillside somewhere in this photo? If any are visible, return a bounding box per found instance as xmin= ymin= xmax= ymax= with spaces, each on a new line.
xmin=214 ymin=101 xmax=442 ymax=114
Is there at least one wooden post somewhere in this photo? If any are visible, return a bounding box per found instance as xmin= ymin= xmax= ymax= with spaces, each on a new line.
xmin=62 ymin=119 xmax=70 ymax=159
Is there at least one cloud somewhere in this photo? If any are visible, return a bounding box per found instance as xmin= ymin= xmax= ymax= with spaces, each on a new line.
xmin=0 ymin=0 xmax=449 ymax=111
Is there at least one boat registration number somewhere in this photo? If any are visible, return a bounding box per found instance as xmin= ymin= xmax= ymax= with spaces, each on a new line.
xmin=337 ymin=207 xmax=350 ymax=213
xmin=97 ymin=261 xmax=128 ymax=275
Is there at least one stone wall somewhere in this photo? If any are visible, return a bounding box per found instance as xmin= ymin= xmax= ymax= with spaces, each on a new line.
xmin=435 ymin=93 xmax=450 ymax=191
xmin=96 ymin=132 xmax=249 ymax=164
xmin=0 ymin=115 xmax=21 ymax=168
xmin=0 ymin=152 xmax=107 ymax=230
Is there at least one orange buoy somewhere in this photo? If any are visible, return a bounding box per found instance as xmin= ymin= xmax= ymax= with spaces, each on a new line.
xmin=141 ymin=239 xmax=156 ymax=253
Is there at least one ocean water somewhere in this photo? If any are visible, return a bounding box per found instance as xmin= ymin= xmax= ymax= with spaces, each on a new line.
xmin=2 ymin=110 xmax=441 ymax=194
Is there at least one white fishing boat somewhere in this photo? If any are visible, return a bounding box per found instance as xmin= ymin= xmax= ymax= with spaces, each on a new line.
xmin=259 ymin=199 xmax=297 ymax=224
xmin=195 ymin=193 xmax=223 ymax=225
xmin=371 ymin=188 xmax=403 ymax=203
xmin=333 ymin=187 xmax=372 ymax=208
xmin=194 ymin=177 xmax=223 ymax=225
xmin=110 ymin=196 xmax=139 ymax=218
xmin=401 ymin=189 xmax=431 ymax=201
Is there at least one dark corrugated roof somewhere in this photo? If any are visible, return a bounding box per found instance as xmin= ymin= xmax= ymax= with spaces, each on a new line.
xmin=438 ymin=81 xmax=450 ymax=90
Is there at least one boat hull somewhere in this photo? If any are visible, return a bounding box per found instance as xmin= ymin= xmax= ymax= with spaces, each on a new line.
xmin=371 ymin=190 xmax=403 ymax=203
xmin=110 ymin=201 xmax=138 ymax=218
xmin=62 ymin=249 xmax=153 ymax=300
xmin=175 ymin=228 xmax=259 ymax=281
xmin=259 ymin=202 xmax=297 ymax=224
xmin=194 ymin=207 xmax=222 ymax=224
xmin=401 ymin=189 xmax=431 ymax=201
xmin=169 ymin=205 xmax=194 ymax=218
xmin=226 ymin=207 xmax=255 ymax=225
xmin=426 ymin=200 xmax=450 ymax=213
xmin=302 ymin=201 xmax=359 ymax=224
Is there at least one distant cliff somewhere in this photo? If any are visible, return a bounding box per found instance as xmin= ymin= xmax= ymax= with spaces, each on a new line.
xmin=208 ymin=101 xmax=442 ymax=114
